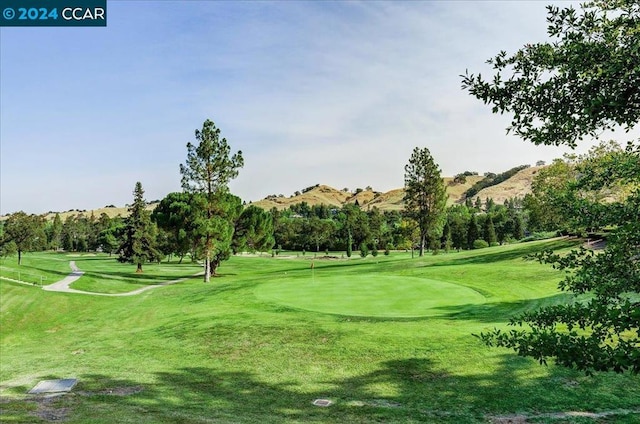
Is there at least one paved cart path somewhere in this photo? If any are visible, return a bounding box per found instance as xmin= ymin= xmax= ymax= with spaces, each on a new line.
xmin=42 ymin=261 xmax=202 ymax=296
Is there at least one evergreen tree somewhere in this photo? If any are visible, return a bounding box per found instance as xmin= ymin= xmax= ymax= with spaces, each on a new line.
xmin=180 ymin=119 xmax=244 ymax=282
xmin=403 ymin=147 xmax=447 ymax=256
xmin=473 ymin=197 xmax=483 ymax=212
xmin=232 ymin=205 xmax=275 ymax=253
xmin=464 ymin=198 xmax=473 ymax=209
xmin=484 ymin=197 xmax=495 ymax=213
xmin=512 ymin=215 xmax=524 ymax=240
xmin=152 ymin=192 xmax=198 ymax=263
xmin=483 ymin=215 xmax=497 ymax=245
xmin=467 ymin=214 xmax=479 ymax=249
xmin=118 ymin=182 xmax=160 ymax=273
xmin=442 ymin=220 xmax=453 ymax=252
xmin=447 ymin=205 xmax=471 ymax=251
xmin=359 ymin=242 xmax=369 ymax=258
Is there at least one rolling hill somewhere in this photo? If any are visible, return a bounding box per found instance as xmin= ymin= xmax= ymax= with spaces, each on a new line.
xmin=4 ymin=166 xmax=540 ymax=220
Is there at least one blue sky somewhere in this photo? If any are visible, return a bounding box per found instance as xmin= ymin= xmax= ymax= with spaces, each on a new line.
xmin=1 ymin=0 xmax=633 ymax=214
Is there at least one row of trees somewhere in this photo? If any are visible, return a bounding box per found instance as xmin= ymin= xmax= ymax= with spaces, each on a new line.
xmin=270 ymin=197 xmax=526 ymax=255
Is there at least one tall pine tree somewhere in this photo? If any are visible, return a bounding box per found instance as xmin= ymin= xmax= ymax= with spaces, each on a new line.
xmin=180 ymin=119 xmax=244 ymax=282
xmin=483 ymin=215 xmax=497 ymax=245
xmin=467 ymin=214 xmax=479 ymax=249
xmin=403 ymin=147 xmax=447 ymax=256
xmin=118 ymin=182 xmax=160 ymax=273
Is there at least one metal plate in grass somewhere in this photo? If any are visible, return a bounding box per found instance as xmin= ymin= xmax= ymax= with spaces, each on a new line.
xmin=28 ymin=379 xmax=78 ymax=394
xmin=313 ymin=399 xmax=333 ymax=407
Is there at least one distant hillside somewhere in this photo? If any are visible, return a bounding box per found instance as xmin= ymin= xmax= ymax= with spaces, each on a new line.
xmin=3 ymin=166 xmax=540 ymax=220
xmin=250 ymin=175 xmax=488 ymax=212
xmin=251 ymin=185 xmax=351 ymax=211
xmin=470 ymin=166 xmax=544 ymax=205
xmin=39 ymin=204 xmax=158 ymax=222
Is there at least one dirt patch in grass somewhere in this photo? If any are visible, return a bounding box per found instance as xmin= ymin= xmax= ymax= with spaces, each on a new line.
xmin=489 ymin=415 xmax=528 ymax=424
xmin=32 ymin=395 xmax=71 ymax=422
xmin=0 ymin=386 xmax=144 ymax=422
xmin=488 ymin=408 xmax=640 ymax=423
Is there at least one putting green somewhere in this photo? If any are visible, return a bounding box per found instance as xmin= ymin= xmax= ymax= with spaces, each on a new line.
xmin=255 ymin=274 xmax=486 ymax=318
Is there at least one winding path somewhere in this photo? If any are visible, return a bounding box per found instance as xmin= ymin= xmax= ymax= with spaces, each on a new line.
xmin=42 ymin=261 xmax=202 ymax=297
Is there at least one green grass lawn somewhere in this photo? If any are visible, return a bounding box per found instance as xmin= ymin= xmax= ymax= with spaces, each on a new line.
xmin=1 ymin=239 xmax=639 ymax=423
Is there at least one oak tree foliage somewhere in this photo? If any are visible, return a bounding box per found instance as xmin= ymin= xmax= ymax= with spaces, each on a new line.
xmin=462 ymin=0 xmax=640 ymax=148
xmin=464 ymin=0 xmax=640 ymax=374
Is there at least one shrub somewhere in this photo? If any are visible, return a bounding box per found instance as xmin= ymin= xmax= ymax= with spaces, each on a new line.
xmin=371 ymin=247 xmax=378 ymax=257
xmin=453 ymin=173 xmax=467 ymax=184
xmin=359 ymin=242 xmax=369 ymax=258
xmin=473 ymin=239 xmax=489 ymax=249
xmin=520 ymin=231 xmax=558 ymax=242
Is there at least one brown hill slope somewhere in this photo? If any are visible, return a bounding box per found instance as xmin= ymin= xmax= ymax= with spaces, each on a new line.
xmin=251 ymin=185 xmax=351 ymax=211
xmin=4 ymin=169 xmax=537 ymax=220
xmin=40 ymin=204 xmax=158 ymax=222
xmin=251 ymin=175 xmax=488 ymax=212
xmin=470 ymin=166 xmax=543 ymax=205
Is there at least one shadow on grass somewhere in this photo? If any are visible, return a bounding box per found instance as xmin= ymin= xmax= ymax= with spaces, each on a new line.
xmin=177 ymin=279 xmax=262 ymax=304
xmin=426 ymin=239 xmax=581 ymax=267
xmin=16 ymin=266 xmax=72 ymax=278
xmin=78 ymin=271 xmax=199 ymax=284
xmin=4 ymin=354 xmax=635 ymax=424
xmin=434 ymin=292 xmax=575 ymax=323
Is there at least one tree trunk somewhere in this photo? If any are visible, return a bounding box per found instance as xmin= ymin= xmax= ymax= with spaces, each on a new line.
xmin=17 ymin=249 xmax=22 ymax=265
xmin=136 ymin=262 xmax=143 ymax=273
xmin=419 ymin=235 xmax=425 ymax=257
xmin=204 ymin=249 xmax=211 ymax=282
xmin=209 ymin=258 xmax=218 ymax=277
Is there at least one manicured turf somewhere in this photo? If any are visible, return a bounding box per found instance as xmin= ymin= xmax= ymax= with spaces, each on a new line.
xmin=1 ymin=239 xmax=639 ymax=423
xmin=255 ymin=274 xmax=486 ymax=317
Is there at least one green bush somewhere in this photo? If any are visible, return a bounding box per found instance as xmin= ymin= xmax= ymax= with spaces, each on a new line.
xmin=473 ymin=239 xmax=489 ymax=249
xmin=520 ymin=231 xmax=558 ymax=242
xmin=359 ymin=242 xmax=369 ymax=258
